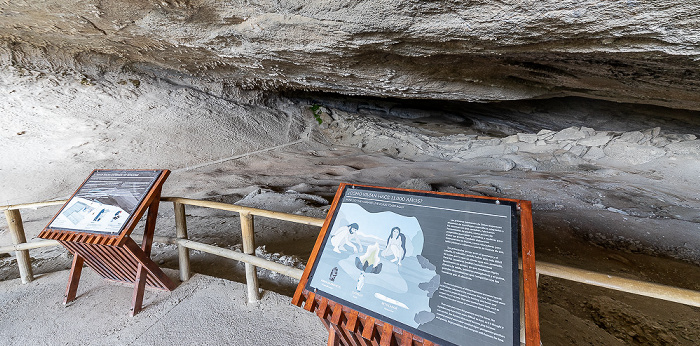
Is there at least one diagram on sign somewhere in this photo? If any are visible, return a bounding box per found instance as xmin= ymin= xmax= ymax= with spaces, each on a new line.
xmin=47 ymin=170 xmax=161 ymax=235
xmin=311 ymin=202 xmax=440 ymax=328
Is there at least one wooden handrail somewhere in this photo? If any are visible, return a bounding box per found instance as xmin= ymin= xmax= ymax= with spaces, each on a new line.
xmin=161 ymin=197 xmax=325 ymax=226
xmin=0 ymin=199 xmax=67 ymax=211
xmin=0 ymin=197 xmax=326 ymax=227
xmin=148 ymin=235 xmax=304 ymax=280
xmin=535 ymin=261 xmax=700 ymax=308
xmin=0 ymin=239 xmax=59 ymax=253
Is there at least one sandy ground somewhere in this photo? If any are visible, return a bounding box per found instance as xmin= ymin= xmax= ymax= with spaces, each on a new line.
xmin=0 ymin=269 xmax=327 ymax=345
xmin=1 ymin=65 xmax=699 ymax=345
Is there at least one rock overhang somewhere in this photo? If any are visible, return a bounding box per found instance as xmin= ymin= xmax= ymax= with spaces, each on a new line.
xmin=1 ymin=0 xmax=699 ymax=110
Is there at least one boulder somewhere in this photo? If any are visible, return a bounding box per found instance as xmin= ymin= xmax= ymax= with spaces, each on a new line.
xmin=578 ymin=133 xmax=613 ymax=147
xmin=397 ymin=179 xmax=432 ymax=191
xmin=551 ymin=127 xmax=587 ymax=142
xmin=518 ymin=133 xmax=539 ymax=144
xmin=665 ymin=140 xmax=700 ymax=156
xmin=603 ymin=142 xmax=666 ymax=165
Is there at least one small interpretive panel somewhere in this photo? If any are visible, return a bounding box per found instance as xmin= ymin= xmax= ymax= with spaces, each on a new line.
xmin=47 ymin=170 xmax=163 ymax=235
xmin=306 ymin=184 xmax=520 ymax=346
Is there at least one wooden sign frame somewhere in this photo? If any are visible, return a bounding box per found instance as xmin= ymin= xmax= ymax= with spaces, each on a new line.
xmin=293 ymin=184 xmax=540 ymax=345
xmin=39 ymin=169 xmax=176 ymax=316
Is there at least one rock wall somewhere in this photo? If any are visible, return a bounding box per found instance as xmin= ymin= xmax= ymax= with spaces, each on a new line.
xmin=323 ymin=109 xmax=699 ymax=175
xmin=1 ymin=1 xmax=700 ymax=110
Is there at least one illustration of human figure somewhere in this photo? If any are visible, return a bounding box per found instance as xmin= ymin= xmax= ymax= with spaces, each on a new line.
xmin=382 ymin=227 xmax=407 ymax=265
xmin=330 ymin=223 xmax=363 ymax=253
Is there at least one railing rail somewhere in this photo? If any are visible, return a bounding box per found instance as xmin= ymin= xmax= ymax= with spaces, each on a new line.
xmin=1 ymin=199 xmax=67 ymax=211
xmin=1 ymin=198 xmax=699 ymax=309
xmin=160 ymin=197 xmax=325 ymax=226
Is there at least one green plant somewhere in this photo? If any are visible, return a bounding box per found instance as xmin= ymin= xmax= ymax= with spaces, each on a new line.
xmin=310 ymin=104 xmax=323 ymax=125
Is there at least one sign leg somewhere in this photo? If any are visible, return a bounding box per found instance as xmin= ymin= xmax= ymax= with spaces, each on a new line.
xmin=64 ymin=254 xmax=84 ymax=304
xmin=130 ymin=263 xmax=148 ymax=316
xmin=131 ymin=196 xmax=161 ymax=316
xmin=141 ymin=192 xmax=161 ymax=256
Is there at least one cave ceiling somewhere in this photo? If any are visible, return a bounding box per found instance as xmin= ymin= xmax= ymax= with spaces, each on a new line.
xmin=1 ymin=0 xmax=699 ymax=110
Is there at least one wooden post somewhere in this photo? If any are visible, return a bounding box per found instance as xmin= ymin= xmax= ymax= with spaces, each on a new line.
xmin=174 ymin=202 xmax=191 ymax=281
xmin=240 ymin=212 xmax=259 ymax=303
xmin=4 ymin=209 xmax=34 ymax=283
xmin=519 ymin=201 xmax=541 ymax=345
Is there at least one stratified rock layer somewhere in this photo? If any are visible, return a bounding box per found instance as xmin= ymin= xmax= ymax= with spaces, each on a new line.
xmin=1 ymin=1 xmax=699 ymax=109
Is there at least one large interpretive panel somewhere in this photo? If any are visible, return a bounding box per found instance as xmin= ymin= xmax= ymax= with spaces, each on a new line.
xmin=304 ymin=184 xmax=521 ymax=346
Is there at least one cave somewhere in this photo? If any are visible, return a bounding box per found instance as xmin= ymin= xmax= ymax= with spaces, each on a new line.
xmin=1 ymin=1 xmax=699 ymax=345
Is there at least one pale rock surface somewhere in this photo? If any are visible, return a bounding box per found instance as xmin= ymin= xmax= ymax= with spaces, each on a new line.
xmin=578 ymin=133 xmax=613 ymax=147
xmin=666 ymin=140 xmax=700 ymax=156
xmin=1 ymin=1 xmax=700 ymax=109
xmin=517 ymin=133 xmax=538 ymax=144
xmin=551 ymin=127 xmax=588 ymax=142
xmin=603 ymin=142 xmax=667 ymax=165
xmin=397 ymin=178 xmax=432 ymax=191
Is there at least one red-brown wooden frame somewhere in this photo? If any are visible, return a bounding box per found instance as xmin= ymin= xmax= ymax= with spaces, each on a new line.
xmin=293 ymin=183 xmax=540 ymax=346
xmin=38 ymin=169 xmax=176 ymax=316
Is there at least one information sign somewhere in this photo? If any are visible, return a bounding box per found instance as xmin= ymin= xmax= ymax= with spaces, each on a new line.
xmin=304 ymin=184 xmax=520 ymax=346
xmin=46 ymin=170 xmax=162 ymax=235
xmin=39 ymin=169 xmax=175 ymax=316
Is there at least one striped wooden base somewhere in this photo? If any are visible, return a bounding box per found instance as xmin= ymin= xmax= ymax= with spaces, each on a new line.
xmin=59 ymin=238 xmax=175 ymax=291
xmin=294 ymin=290 xmax=436 ymax=346
xmin=39 ymin=229 xmax=122 ymax=246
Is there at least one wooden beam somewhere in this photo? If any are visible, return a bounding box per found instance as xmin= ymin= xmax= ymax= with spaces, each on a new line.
xmin=0 ymin=199 xmax=67 ymax=211
xmin=0 ymin=239 xmax=59 ymax=254
xmin=161 ymin=197 xmax=325 ymax=226
xmin=536 ymin=261 xmax=700 ymax=308
xmin=379 ymin=323 xmax=394 ymax=346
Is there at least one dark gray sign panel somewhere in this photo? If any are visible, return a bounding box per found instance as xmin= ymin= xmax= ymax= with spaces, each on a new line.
xmin=306 ymin=185 xmax=520 ymax=346
xmin=47 ymin=170 xmax=163 ymax=235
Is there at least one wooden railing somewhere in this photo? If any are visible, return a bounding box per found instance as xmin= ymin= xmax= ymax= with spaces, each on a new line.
xmin=161 ymin=197 xmax=323 ymax=303
xmin=2 ymin=198 xmax=700 ymax=308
